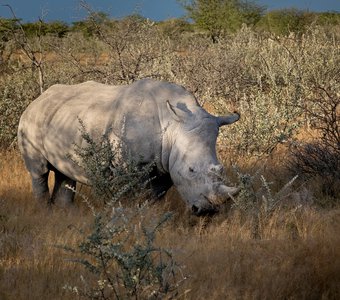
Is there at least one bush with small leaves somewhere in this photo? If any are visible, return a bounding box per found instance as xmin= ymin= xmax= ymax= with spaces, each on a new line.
xmin=62 ymin=125 xmax=185 ymax=299
xmin=63 ymin=208 xmax=183 ymax=299
xmin=71 ymin=119 xmax=156 ymax=205
xmin=288 ymin=142 xmax=339 ymax=200
xmin=230 ymin=165 xmax=299 ymax=239
xmin=0 ymin=69 xmax=40 ymax=148
xmin=288 ymin=85 xmax=340 ymax=200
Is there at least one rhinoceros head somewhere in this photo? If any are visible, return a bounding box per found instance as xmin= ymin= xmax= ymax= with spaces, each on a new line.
xmin=166 ymin=101 xmax=240 ymax=215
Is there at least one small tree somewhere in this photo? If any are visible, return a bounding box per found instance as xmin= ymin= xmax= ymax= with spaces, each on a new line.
xmin=257 ymin=9 xmax=315 ymax=35
xmin=288 ymin=85 xmax=340 ymax=199
xmin=0 ymin=18 xmax=18 ymax=67
xmin=157 ymin=18 xmax=193 ymax=39
xmin=22 ymin=21 xmax=69 ymax=38
xmin=179 ymin=0 xmax=264 ymax=41
xmin=71 ymin=11 xmax=111 ymax=37
xmin=77 ymin=1 xmax=170 ymax=84
xmin=3 ymin=5 xmax=47 ymax=94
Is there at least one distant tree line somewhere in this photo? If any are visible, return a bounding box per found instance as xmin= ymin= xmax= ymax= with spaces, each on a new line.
xmin=1 ymin=0 xmax=339 ymax=42
xmin=180 ymin=0 xmax=340 ymax=40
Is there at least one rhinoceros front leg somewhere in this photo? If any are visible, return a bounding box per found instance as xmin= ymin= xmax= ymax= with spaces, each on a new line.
xmin=50 ymin=169 xmax=76 ymax=206
xmin=150 ymin=169 xmax=173 ymax=198
xmin=31 ymin=172 xmax=50 ymax=203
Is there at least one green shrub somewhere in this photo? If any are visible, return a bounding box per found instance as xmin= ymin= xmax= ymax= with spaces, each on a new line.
xmin=62 ymin=126 xmax=184 ymax=299
xmin=0 ymin=69 xmax=39 ymax=148
xmin=230 ymin=165 xmax=299 ymax=239
xmin=63 ymin=209 xmax=182 ymax=299
xmin=288 ymin=85 xmax=340 ymax=200
xmin=72 ymin=120 xmax=156 ymax=205
xmin=180 ymin=0 xmax=264 ymax=41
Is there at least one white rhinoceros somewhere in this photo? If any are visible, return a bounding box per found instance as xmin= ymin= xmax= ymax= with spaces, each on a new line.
xmin=18 ymin=79 xmax=239 ymax=215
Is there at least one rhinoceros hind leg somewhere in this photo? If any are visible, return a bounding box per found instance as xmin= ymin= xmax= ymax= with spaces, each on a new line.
xmin=31 ymin=172 xmax=50 ymax=203
xmin=50 ymin=169 xmax=76 ymax=206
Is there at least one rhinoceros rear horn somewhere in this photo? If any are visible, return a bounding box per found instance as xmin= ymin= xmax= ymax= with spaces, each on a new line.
xmin=217 ymin=112 xmax=240 ymax=127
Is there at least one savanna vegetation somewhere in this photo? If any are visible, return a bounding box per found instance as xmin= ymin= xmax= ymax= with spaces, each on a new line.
xmin=0 ymin=1 xmax=339 ymax=299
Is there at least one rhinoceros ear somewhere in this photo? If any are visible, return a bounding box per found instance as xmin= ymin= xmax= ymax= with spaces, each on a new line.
xmin=166 ymin=100 xmax=183 ymax=122
xmin=217 ymin=112 xmax=240 ymax=127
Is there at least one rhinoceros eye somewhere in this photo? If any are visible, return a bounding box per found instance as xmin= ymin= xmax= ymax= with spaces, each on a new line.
xmin=189 ymin=167 xmax=195 ymax=173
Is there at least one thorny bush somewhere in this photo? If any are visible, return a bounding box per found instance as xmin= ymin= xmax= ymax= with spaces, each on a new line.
xmin=63 ymin=209 xmax=183 ymax=300
xmin=72 ymin=119 xmax=156 ymax=206
xmin=63 ymin=124 xmax=185 ymax=299
xmin=231 ymin=165 xmax=299 ymax=239
xmin=288 ymin=85 xmax=340 ymax=200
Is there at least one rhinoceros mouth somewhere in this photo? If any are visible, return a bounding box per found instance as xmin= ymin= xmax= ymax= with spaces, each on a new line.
xmin=191 ymin=194 xmax=219 ymax=216
xmin=191 ymin=204 xmax=219 ymax=216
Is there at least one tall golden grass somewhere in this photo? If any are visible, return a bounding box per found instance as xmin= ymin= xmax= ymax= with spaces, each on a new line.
xmin=1 ymin=150 xmax=340 ymax=299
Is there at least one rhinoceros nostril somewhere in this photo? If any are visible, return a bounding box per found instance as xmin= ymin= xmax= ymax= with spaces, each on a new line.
xmin=192 ymin=205 xmax=199 ymax=214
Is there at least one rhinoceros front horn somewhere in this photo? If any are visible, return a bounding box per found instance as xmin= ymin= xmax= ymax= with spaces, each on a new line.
xmin=217 ymin=112 xmax=240 ymax=127
xmin=217 ymin=184 xmax=240 ymax=198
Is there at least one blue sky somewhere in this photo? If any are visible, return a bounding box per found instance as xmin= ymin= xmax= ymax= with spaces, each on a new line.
xmin=1 ymin=0 xmax=340 ymax=23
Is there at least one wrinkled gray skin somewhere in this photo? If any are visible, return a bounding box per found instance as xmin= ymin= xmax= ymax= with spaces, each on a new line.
xmin=18 ymin=79 xmax=239 ymax=215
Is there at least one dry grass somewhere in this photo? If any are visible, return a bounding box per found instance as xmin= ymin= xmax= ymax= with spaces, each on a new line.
xmin=1 ymin=150 xmax=340 ymax=299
